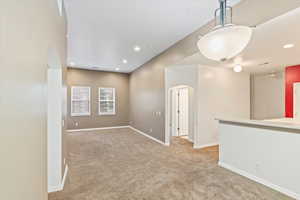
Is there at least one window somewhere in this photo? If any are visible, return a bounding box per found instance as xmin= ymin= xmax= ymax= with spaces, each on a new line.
xmin=71 ymin=86 xmax=91 ymax=116
xmin=99 ymin=88 xmax=116 ymax=115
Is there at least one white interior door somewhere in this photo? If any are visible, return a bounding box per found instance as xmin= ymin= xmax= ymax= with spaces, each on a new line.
xmin=171 ymin=90 xmax=178 ymax=136
xmin=177 ymin=87 xmax=189 ymax=136
xmin=294 ymin=83 xmax=300 ymax=120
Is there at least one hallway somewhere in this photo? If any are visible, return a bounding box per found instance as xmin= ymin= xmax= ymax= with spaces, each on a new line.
xmin=49 ymin=128 xmax=292 ymax=200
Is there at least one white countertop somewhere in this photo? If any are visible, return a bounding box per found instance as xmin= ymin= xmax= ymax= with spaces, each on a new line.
xmin=216 ymin=118 xmax=300 ymax=131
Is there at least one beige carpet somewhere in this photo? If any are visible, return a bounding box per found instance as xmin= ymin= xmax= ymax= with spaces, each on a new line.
xmin=49 ymin=128 xmax=293 ymax=200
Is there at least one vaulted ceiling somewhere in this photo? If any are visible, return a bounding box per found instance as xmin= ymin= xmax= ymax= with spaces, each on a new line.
xmin=178 ymin=6 xmax=300 ymax=74
xmin=64 ymin=0 xmax=240 ymax=73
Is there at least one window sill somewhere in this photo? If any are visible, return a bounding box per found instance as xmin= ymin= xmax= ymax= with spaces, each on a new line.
xmin=71 ymin=113 xmax=91 ymax=117
xmin=99 ymin=113 xmax=116 ymax=116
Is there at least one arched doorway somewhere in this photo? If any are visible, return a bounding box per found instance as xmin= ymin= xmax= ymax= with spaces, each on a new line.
xmin=164 ymin=65 xmax=198 ymax=147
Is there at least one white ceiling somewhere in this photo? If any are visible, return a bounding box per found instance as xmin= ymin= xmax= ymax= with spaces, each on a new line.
xmin=177 ymin=6 xmax=300 ymax=74
xmin=64 ymin=0 xmax=240 ymax=73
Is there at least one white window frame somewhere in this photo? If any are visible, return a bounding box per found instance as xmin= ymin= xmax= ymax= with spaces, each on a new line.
xmin=71 ymin=86 xmax=91 ymax=117
xmin=98 ymin=88 xmax=116 ymax=115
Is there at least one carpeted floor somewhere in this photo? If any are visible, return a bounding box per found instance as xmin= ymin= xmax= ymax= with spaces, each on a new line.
xmin=49 ymin=128 xmax=294 ymax=200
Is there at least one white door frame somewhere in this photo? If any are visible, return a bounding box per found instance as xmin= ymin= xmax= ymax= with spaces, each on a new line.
xmin=165 ymin=85 xmax=194 ymax=146
xmin=177 ymin=87 xmax=189 ymax=136
xmin=47 ymin=47 xmax=65 ymax=193
xmin=171 ymin=87 xmax=189 ymax=137
xmin=170 ymin=89 xmax=178 ymax=137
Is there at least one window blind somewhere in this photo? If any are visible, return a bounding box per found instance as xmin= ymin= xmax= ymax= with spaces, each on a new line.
xmin=71 ymin=86 xmax=91 ymax=116
xmin=99 ymin=88 xmax=116 ymax=115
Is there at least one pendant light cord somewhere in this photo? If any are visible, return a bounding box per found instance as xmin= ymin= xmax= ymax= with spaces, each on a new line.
xmin=219 ymin=0 xmax=227 ymax=26
xmin=214 ymin=0 xmax=232 ymax=28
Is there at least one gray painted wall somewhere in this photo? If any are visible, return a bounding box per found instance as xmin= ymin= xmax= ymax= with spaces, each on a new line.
xmin=67 ymin=68 xmax=129 ymax=129
xmin=251 ymin=72 xmax=285 ymax=120
xmin=129 ymin=62 xmax=167 ymax=141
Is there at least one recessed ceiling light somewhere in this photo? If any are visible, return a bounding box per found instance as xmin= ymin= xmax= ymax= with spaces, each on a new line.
xmin=233 ymin=65 xmax=242 ymax=73
xmin=269 ymin=73 xmax=276 ymax=77
xmin=122 ymin=59 xmax=128 ymax=64
xmin=69 ymin=62 xmax=75 ymax=66
xmin=115 ymin=68 xmax=120 ymax=71
xmin=283 ymin=44 xmax=294 ymax=49
xmin=133 ymin=45 xmax=141 ymax=52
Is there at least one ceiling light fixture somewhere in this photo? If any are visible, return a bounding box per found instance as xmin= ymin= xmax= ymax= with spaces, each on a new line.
xmin=115 ymin=68 xmax=120 ymax=71
xmin=283 ymin=44 xmax=294 ymax=49
xmin=133 ymin=46 xmax=141 ymax=52
xmin=233 ymin=64 xmax=242 ymax=73
xmin=269 ymin=73 xmax=276 ymax=77
xmin=197 ymin=0 xmax=253 ymax=62
xmin=122 ymin=59 xmax=128 ymax=64
xmin=69 ymin=62 xmax=75 ymax=66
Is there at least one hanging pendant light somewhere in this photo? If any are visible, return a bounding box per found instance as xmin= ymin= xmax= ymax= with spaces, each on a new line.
xmin=197 ymin=0 xmax=252 ymax=62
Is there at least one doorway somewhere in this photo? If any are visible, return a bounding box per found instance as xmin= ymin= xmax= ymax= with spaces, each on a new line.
xmin=165 ymin=65 xmax=198 ymax=147
xmin=168 ymin=85 xmax=193 ymax=144
xmin=172 ymin=87 xmax=189 ymax=137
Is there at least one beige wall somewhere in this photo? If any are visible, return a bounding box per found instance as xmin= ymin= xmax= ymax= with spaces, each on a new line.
xmin=165 ymin=65 xmax=199 ymax=144
xmin=129 ymin=0 xmax=299 ymax=142
xmin=197 ymin=66 xmax=250 ymax=147
xmin=67 ymin=68 xmax=129 ymax=129
xmin=251 ymin=71 xmax=285 ymax=120
xmin=1 ymin=0 xmax=297 ymax=198
xmin=164 ymin=65 xmax=250 ymax=147
xmin=0 ymin=0 xmax=67 ymax=200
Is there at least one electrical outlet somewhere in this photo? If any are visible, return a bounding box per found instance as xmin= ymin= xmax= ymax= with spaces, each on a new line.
xmin=75 ymin=122 xmax=79 ymax=127
xmin=149 ymin=128 xmax=153 ymax=133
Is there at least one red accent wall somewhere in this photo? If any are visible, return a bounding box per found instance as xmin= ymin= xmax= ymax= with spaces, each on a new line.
xmin=285 ymin=65 xmax=300 ymax=117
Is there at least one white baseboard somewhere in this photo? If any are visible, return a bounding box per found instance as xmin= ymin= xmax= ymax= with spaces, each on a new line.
xmin=48 ymin=164 xmax=69 ymax=193
xmin=219 ymin=162 xmax=300 ymax=200
xmin=194 ymin=142 xmax=219 ymax=149
xmin=61 ymin=164 xmax=69 ymax=190
xmin=48 ymin=185 xmax=62 ymax=193
xmin=187 ymin=138 xmax=194 ymax=143
xmin=129 ymin=126 xmax=168 ymax=146
xmin=67 ymin=126 xmax=130 ymax=133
